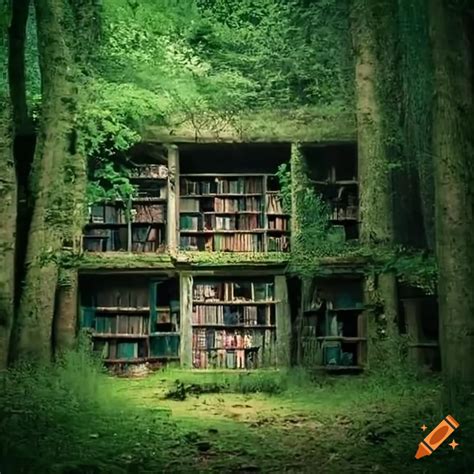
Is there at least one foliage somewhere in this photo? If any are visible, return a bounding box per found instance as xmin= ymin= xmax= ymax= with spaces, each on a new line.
xmin=0 ymin=346 xmax=184 ymax=473
xmin=86 ymin=162 xmax=136 ymax=206
xmin=275 ymin=163 xmax=291 ymax=214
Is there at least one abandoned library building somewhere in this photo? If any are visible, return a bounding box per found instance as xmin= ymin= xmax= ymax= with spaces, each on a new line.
xmin=79 ymin=138 xmax=438 ymax=373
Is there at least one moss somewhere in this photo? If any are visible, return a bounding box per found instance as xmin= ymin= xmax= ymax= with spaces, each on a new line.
xmin=143 ymin=107 xmax=356 ymax=143
xmin=176 ymin=251 xmax=289 ymax=267
xmin=79 ymin=252 xmax=175 ymax=270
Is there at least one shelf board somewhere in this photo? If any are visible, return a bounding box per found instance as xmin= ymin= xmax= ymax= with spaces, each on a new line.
xmin=95 ymin=307 xmax=150 ymax=313
xmin=180 ymin=229 xmax=266 ymax=234
xmin=407 ymin=341 xmax=439 ymax=348
xmin=180 ymin=211 xmax=263 ymax=215
xmin=180 ymin=194 xmax=262 ymax=198
xmin=203 ymin=211 xmax=262 ymax=215
xmin=129 ymin=176 xmax=167 ymax=182
xmin=181 ymin=173 xmax=270 ymax=177
xmin=85 ymin=222 xmax=127 ymax=227
xmin=313 ymin=180 xmax=358 ymax=186
xmin=131 ymin=221 xmax=166 ymax=225
xmin=193 ymin=300 xmax=277 ymax=305
xmin=93 ymin=333 xmax=148 ymax=339
xmin=329 ymin=307 xmax=364 ymax=312
xmin=193 ymin=346 xmax=261 ymax=351
xmin=315 ymin=365 xmax=363 ymax=371
xmin=316 ymin=336 xmax=367 ymax=342
xmin=103 ymin=355 xmax=180 ymax=363
xmin=150 ymin=332 xmax=180 ymax=336
xmin=192 ymin=324 xmax=276 ymax=329
xmin=132 ymin=197 xmax=167 ymax=203
xmin=103 ymin=357 xmax=148 ymax=364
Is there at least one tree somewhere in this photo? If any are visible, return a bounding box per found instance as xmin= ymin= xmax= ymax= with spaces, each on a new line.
xmin=429 ymin=0 xmax=474 ymax=404
xmin=14 ymin=0 xmax=84 ymax=361
xmin=350 ymin=0 xmax=399 ymax=367
xmin=0 ymin=0 xmax=16 ymax=368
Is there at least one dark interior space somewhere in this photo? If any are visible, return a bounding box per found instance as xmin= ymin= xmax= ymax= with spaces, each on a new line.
xmin=179 ymin=143 xmax=291 ymax=174
xmin=302 ymin=143 xmax=359 ymax=240
xmin=302 ymin=143 xmax=357 ymax=182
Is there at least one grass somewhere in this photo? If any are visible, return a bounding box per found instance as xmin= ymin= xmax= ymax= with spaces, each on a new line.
xmin=1 ymin=353 xmax=474 ymax=473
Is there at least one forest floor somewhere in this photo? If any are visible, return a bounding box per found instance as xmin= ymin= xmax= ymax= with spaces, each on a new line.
xmin=1 ymin=358 xmax=474 ymax=473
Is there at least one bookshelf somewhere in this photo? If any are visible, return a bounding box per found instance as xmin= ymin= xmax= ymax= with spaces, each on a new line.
xmin=192 ymin=277 xmax=277 ymax=369
xmin=83 ymin=164 xmax=168 ymax=253
xmin=304 ymin=144 xmax=359 ymax=240
xmin=179 ymin=174 xmax=290 ymax=252
xmin=301 ymin=278 xmax=366 ymax=370
xmin=80 ymin=276 xmax=180 ymax=365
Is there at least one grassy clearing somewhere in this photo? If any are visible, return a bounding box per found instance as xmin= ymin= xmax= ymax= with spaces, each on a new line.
xmin=1 ymin=354 xmax=474 ymax=473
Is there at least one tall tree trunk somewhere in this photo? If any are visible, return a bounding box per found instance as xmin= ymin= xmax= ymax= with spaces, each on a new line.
xmin=8 ymin=0 xmax=32 ymax=135
xmin=351 ymin=0 xmax=399 ymax=368
xmin=0 ymin=0 xmax=17 ymax=368
xmin=14 ymin=0 xmax=79 ymax=362
xmin=429 ymin=0 xmax=474 ymax=404
xmin=399 ymin=0 xmax=435 ymax=250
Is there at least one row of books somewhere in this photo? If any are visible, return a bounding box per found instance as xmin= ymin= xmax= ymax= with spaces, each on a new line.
xmin=89 ymin=204 xmax=127 ymax=224
xmin=94 ymin=315 xmax=149 ymax=335
xmin=192 ymin=328 xmax=276 ymax=369
xmin=268 ymin=235 xmax=290 ymax=252
xmin=215 ymin=197 xmax=262 ymax=213
xmin=268 ymin=216 xmax=289 ymax=230
xmin=93 ymin=340 xmax=146 ymax=359
xmin=180 ymin=197 xmax=264 ymax=213
xmin=192 ymin=349 xmax=254 ymax=370
xmin=84 ymin=226 xmax=164 ymax=253
xmin=132 ymin=204 xmax=165 ymax=223
xmin=193 ymin=329 xmax=256 ymax=350
xmin=193 ymin=282 xmax=275 ymax=302
xmin=214 ymin=234 xmax=263 ymax=252
xmin=192 ymin=305 xmax=267 ymax=326
xmin=181 ymin=178 xmax=263 ymax=195
xmin=84 ymin=288 xmax=149 ymax=309
xmin=131 ymin=226 xmax=164 ymax=252
xmin=266 ymin=194 xmax=285 ymax=214
xmin=83 ymin=228 xmax=128 ymax=252
xmin=130 ymin=164 xmax=168 ymax=179
xmin=180 ymin=215 xmax=264 ymax=232
xmin=180 ymin=236 xmax=205 ymax=251
xmin=329 ymin=204 xmax=358 ymax=221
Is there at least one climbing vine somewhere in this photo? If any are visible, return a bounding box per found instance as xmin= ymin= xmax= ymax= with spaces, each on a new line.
xmin=277 ymin=145 xmax=437 ymax=293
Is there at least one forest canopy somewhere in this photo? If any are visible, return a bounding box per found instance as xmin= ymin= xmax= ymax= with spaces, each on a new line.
xmin=22 ymin=0 xmax=356 ymax=157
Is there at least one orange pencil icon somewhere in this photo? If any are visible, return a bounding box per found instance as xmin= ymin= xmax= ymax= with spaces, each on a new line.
xmin=415 ymin=415 xmax=459 ymax=459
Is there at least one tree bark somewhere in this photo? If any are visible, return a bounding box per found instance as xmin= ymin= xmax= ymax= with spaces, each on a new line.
xmin=399 ymin=0 xmax=436 ymax=250
xmin=54 ymin=269 xmax=78 ymax=352
xmin=8 ymin=0 xmax=32 ymax=135
xmin=0 ymin=0 xmax=17 ymax=368
xmin=351 ymin=0 xmax=399 ymax=368
xmin=429 ymin=0 xmax=474 ymax=404
xmin=14 ymin=0 xmax=79 ymax=362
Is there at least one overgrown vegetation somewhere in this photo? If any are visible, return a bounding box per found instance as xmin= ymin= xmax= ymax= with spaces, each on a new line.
xmin=276 ymin=149 xmax=437 ymax=293
xmin=2 ymin=351 xmax=474 ymax=473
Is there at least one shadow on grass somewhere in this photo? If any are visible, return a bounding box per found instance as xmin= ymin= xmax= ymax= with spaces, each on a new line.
xmin=1 ymin=355 xmax=474 ymax=473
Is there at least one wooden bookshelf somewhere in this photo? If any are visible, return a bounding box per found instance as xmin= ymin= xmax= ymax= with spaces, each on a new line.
xmin=80 ymin=277 xmax=180 ymax=365
xmin=83 ymin=163 xmax=168 ymax=253
xmin=300 ymin=278 xmax=366 ymax=369
xmin=308 ymin=155 xmax=360 ymax=240
xmin=179 ymin=174 xmax=290 ymax=252
xmin=191 ymin=278 xmax=277 ymax=369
